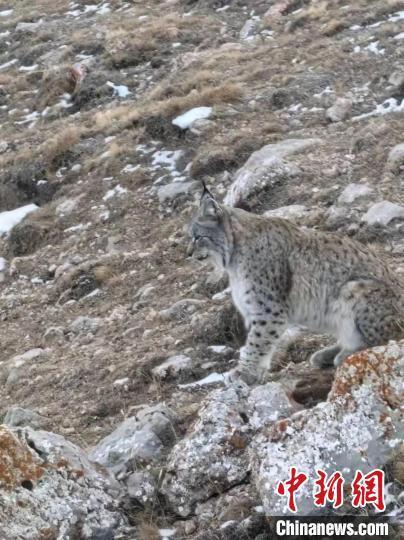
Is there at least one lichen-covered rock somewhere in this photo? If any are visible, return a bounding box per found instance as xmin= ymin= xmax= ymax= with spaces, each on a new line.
xmin=251 ymin=342 xmax=404 ymax=516
xmin=0 ymin=426 xmax=122 ymax=539
xmin=126 ymin=471 xmax=156 ymax=504
xmin=161 ymin=382 xmax=296 ymax=516
xmin=161 ymin=385 xmax=250 ymax=516
xmin=224 ymin=139 xmax=321 ymax=206
xmin=89 ymin=404 xmax=177 ymax=475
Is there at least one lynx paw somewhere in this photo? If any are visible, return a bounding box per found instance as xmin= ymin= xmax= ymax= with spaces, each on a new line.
xmin=224 ymin=366 xmax=259 ymax=386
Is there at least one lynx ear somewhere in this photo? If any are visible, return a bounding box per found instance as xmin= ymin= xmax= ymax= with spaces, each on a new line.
xmin=200 ymin=181 xmax=222 ymax=219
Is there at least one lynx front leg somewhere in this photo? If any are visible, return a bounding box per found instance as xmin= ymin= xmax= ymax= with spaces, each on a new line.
xmin=227 ymin=311 xmax=287 ymax=385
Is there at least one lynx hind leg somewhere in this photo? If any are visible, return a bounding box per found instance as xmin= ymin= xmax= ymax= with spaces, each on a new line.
xmin=353 ymin=281 xmax=404 ymax=348
xmin=334 ymin=280 xmax=403 ymax=367
xmin=310 ymin=344 xmax=341 ymax=368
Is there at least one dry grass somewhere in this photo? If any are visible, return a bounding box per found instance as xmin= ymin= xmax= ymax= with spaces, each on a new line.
xmin=136 ymin=521 xmax=160 ymax=540
xmin=95 ymin=82 xmax=243 ymax=133
xmin=40 ymin=125 xmax=81 ymax=166
xmin=105 ymin=12 xmax=218 ymax=68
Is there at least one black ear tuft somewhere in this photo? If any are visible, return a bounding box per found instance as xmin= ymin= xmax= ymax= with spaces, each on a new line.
xmin=200 ymin=179 xmax=215 ymax=202
xmin=199 ymin=181 xmax=222 ymax=219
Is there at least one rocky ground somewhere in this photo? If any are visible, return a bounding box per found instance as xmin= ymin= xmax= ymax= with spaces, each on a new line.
xmin=0 ymin=0 xmax=403 ymax=538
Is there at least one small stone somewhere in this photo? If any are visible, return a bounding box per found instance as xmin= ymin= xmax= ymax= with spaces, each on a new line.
xmin=387 ymin=143 xmax=404 ymax=173
xmin=239 ymin=19 xmax=256 ymax=40
xmin=326 ymin=97 xmax=353 ymax=122
xmin=0 ymin=140 xmax=8 ymax=153
xmin=157 ymin=181 xmax=199 ymax=203
xmin=69 ymin=316 xmax=101 ymax=334
xmin=184 ymin=520 xmax=197 ymax=535
xmin=337 ymin=183 xmax=373 ymax=204
xmin=56 ymin=198 xmax=78 ymax=217
xmin=152 ymin=355 xmax=193 ymax=380
xmin=4 ymin=407 xmax=44 ymax=428
xmin=362 ymin=201 xmax=404 ymax=226
xmin=264 ymin=205 xmax=311 ymax=221
xmin=159 ymin=299 xmax=205 ymax=321
xmin=113 ymin=377 xmax=130 ymax=387
xmin=43 ymin=326 xmax=65 ymax=344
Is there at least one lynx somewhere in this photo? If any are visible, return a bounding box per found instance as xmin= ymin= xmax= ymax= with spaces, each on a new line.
xmin=188 ymin=185 xmax=403 ymax=384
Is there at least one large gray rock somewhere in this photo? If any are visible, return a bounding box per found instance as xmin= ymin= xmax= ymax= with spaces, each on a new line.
xmin=89 ymin=404 xmax=177 ymax=475
xmin=161 ymin=385 xmax=251 ymax=517
xmin=161 ymin=382 xmax=296 ymax=516
xmin=251 ymin=342 xmax=404 ymax=515
xmin=224 ymin=139 xmax=321 ymax=206
xmin=0 ymin=425 xmax=122 ymax=539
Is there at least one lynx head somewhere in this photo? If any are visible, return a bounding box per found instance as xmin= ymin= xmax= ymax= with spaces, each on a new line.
xmin=187 ymin=182 xmax=234 ymax=269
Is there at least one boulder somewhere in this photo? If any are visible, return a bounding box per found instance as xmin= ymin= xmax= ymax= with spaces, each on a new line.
xmin=224 ymin=139 xmax=321 ymax=207
xmin=89 ymin=404 xmax=177 ymax=475
xmin=251 ymin=342 xmax=403 ymax=515
xmin=161 ymin=385 xmax=251 ymax=517
xmin=161 ymin=382 xmax=296 ymax=516
xmin=0 ymin=425 xmax=122 ymax=539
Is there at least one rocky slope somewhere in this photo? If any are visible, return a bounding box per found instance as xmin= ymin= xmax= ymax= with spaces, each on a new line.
xmin=0 ymin=0 xmax=403 ymax=538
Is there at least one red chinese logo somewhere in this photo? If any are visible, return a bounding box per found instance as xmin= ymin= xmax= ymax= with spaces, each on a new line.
xmin=276 ymin=468 xmax=385 ymax=513
xmin=314 ymin=469 xmax=344 ymax=509
xmin=351 ymin=469 xmax=385 ymax=512
xmin=276 ymin=467 xmax=308 ymax=513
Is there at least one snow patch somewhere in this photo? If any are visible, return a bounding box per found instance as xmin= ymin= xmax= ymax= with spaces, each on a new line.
xmin=0 ymin=204 xmax=38 ymax=235
xmin=353 ymin=98 xmax=404 ymax=120
xmin=0 ymin=59 xmax=17 ymax=71
xmin=103 ymin=185 xmax=128 ymax=201
xmin=107 ymin=81 xmax=131 ymax=98
xmin=19 ymin=64 xmax=38 ymax=72
xmin=364 ymin=41 xmax=385 ymax=55
xmin=179 ymin=372 xmax=224 ymax=388
xmin=172 ymin=107 xmax=212 ymax=129
xmin=152 ymin=149 xmax=183 ymax=172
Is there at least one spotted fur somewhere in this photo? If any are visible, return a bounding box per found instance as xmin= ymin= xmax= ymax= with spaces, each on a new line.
xmin=188 ymin=189 xmax=404 ymax=384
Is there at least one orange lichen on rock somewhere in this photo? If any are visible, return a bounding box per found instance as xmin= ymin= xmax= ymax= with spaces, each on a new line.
xmin=0 ymin=426 xmax=45 ymax=489
xmin=330 ymin=343 xmax=403 ymax=409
